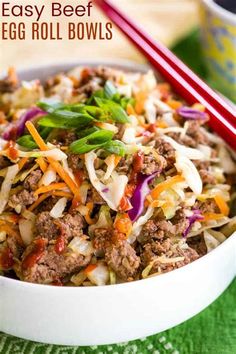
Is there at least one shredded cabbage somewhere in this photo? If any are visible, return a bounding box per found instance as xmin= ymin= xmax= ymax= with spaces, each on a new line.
xmin=153 ymin=98 xmax=178 ymax=127
xmin=89 ymin=205 xmax=112 ymax=236
xmin=39 ymin=166 xmax=57 ymax=186
xmin=175 ymin=152 xmax=202 ymax=195
xmin=219 ymin=146 xmax=236 ymax=174
xmin=122 ymin=127 xmax=137 ymax=144
xmin=69 ymin=237 xmax=94 ymax=257
xmin=19 ymin=218 xmax=35 ymax=246
xmin=86 ymin=262 xmax=109 ymax=286
xmin=204 ymin=230 xmax=221 ymax=252
xmin=128 ymin=206 xmax=154 ymax=244
xmin=162 ymin=135 xmax=205 ymax=160
xmin=188 ymin=216 xmax=231 ymax=237
xmin=85 ymin=152 xmax=128 ymax=211
xmin=104 ymin=155 xmax=116 ymax=181
xmin=18 ymin=148 xmax=67 ymax=161
xmin=49 ymin=197 xmax=67 ymax=218
xmin=0 ymin=164 xmax=19 ymax=214
xmin=144 ymin=97 xmax=157 ymax=124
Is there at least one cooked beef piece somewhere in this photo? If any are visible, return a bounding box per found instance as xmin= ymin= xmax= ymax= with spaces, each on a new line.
xmin=199 ymin=169 xmax=217 ymax=185
xmin=141 ymin=152 xmax=167 ymax=175
xmin=116 ymin=155 xmax=133 ymax=174
xmin=105 ymin=240 xmax=140 ymax=281
xmin=95 ymin=66 xmax=120 ymax=83
xmin=92 ymin=227 xmax=140 ymax=280
xmin=58 ymin=212 xmax=85 ymax=238
xmin=194 ymin=199 xmax=220 ymax=214
xmin=166 ymin=132 xmax=197 ymax=148
xmin=35 ymin=212 xmax=59 ymax=239
xmin=55 ymin=131 xmax=78 ymax=146
xmin=36 ymin=196 xmax=59 ymax=212
xmin=21 ymin=242 xmax=91 ymax=284
xmin=141 ymin=239 xmax=172 ymax=263
xmin=67 ymin=154 xmax=82 ymax=172
xmin=23 ymin=170 xmax=42 ymax=191
xmin=138 ymin=210 xmax=189 ymax=244
xmin=194 ymin=161 xmax=217 ymax=185
xmin=171 ymin=209 xmax=190 ymax=233
xmin=76 ymin=81 xmax=102 ymax=97
xmin=6 ymin=235 xmax=24 ymax=258
xmin=138 ymin=220 xmax=165 ymax=243
xmin=155 ymin=137 xmax=176 ymax=168
xmin=8 ymin=190 xmax=37 ymax=209
xmin=115 ymin=123 xmax=126 ymax=141
xmin=186 ymin=121 xmax=209 ymax=145
xmin=0 ymin=156 xmax=11 ymax=169
xmin=87 ymin=187 xmax=106 ymax=205
xmin=93 ymin=228 xmax=112 ymax=251
xmin=35 ymin=211 xmax=85 ymax=240
xmin=0 ymin=68 xmax=18 ymax=93
xmin=141 ymin=239 xmax=199 ymax=274
xmin=93 ymin=228 xmax=126 ymax=251
xmin=187 ymin=235 xmax=207 ymax=257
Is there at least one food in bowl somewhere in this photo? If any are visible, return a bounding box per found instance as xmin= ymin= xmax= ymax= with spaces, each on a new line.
xmin=0 ymin=66 xmax=235 ymax=286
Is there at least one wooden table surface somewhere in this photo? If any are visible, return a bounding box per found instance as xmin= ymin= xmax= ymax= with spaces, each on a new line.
xmin=0 ymin=0 xmax=199 ymax=71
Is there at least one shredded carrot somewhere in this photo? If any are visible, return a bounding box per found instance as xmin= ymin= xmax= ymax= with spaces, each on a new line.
xmin=114 ymin=214 xmax=132 ymax=236
xmin=151 ymin=175 xmax=185 ymax=199
xmin=34 ymin=183 xmax=67 ymax=196
xmin=156 ymin=121 xmax=169 ymax=129
xmin=52 ymin=191 xmax=73 ymax=199
xmin=28 ymin=193 xmax=51 ymax=211
xmin=119 ymin=196 xmax=132 ymax=212
xmin=84 ymin=202 xmax=96 ymax=225
xmin=0 ymin=223 xmax=23 ymax=246
xmin=135 ymin=92 xmax=147 ymax=114
xmin=18 ymin=157 xmax=29 ymax=171
xmin=25 ymin=121 xmax=79 ymax=195
xmin=36 ymin=157 xmax=48 ymax=173
xmin=192 ymin=103 xmax=205 ymax=112
xmin=126 ymin=103 xmax=136 ymax=115
xmin=84 ymin=264 xmax=97 ymax=274
xmin=166 ymin=99 xmax=182 ymax=110
xmin=201 ymin=213 xmax=225 ymax=222
xmin=114 ymin=156 xmax=121 ymax=166
xmin=8 ymin=67 xmax=18 ymax=87
xmin=25 ymin=121 xmax=47 ymax=150
xmin=213 ymin=195 xmax=230 ymax=216
xmin=150 ymin=200 xmax=159 ymax=207
xmin=50 ymin=161 xmax=79 ymax=195
xmin=0 ymin=111 xmax=7 ymax=124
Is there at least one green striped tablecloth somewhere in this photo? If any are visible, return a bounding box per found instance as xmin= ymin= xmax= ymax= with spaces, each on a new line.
xmin=1 ymin=279 xmax=235 ymax=354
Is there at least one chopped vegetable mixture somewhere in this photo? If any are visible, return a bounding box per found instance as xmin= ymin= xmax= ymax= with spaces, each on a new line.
xmin=0 ymin=66 xmax=235 ymax=286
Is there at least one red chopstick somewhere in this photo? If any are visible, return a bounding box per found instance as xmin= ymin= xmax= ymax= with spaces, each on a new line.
xmin=95 ymin=0 xmax=236 ymax=150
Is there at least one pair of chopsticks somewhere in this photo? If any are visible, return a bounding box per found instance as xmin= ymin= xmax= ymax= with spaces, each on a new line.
xmin=95 ymin=0 xmax=236 ymax=150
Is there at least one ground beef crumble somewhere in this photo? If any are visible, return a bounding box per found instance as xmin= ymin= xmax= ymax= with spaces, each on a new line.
xmin=21 ymin=242 xmax=91 ymax=284
xmin=141 ymin=152 xmax=167 ymax=175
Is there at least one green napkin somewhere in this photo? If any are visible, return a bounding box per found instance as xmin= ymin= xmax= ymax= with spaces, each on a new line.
xmin=1 ymin=280 xmax=235 ymax=353
xmin=0 ymin=30 xmax=235 ymax=354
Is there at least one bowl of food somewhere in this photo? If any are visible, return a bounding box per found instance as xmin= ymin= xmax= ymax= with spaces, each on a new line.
xmin=0 ymin=60 xmax=235 ymax=346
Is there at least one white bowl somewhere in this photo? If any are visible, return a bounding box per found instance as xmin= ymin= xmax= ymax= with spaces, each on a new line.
xmin=0 ymin=61 xmax=235 ymax=346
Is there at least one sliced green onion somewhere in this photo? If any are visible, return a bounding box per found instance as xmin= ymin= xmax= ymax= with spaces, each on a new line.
xmin=70 ymin=130 xmax=114 ymax=154
xmin=103 ymin=140 xmax=126 ymax=157
xmin=38 ymin=111 xmax=94 ymax=129
xmin=95 ymin=97 xmax=130 ymax=123
xmin=104 ymin=80 xmax=117 ymax=99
